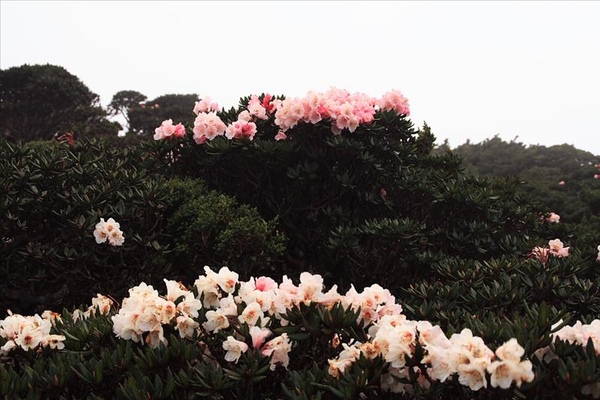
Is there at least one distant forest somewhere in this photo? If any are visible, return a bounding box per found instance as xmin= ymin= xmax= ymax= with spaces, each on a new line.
xmin=434 ymin=136 xmax=600 ymax=237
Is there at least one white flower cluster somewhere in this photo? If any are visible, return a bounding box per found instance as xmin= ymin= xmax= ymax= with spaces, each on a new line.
xmin=72 ymin=294 xmax=114 ymax=322
xmin=535 ymin=319 xmax=600 ymax=399
xmin=112 ymin=280 xmax=202 ymax=348
xmin=597 ymin=245 xmax=600 ymax=262
xmin=329 ymin=317 xmax=534 ymax=393
xmin=0 ymin=311 xmax=65 ymax=355
xmin=93 ymin=217 xmax=124 ymax=246
xmin=108 ymin=266 xmax=537 ymax=391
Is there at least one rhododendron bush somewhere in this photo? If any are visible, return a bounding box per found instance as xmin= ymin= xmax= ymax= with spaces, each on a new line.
xmin=2 ymin=266 xmax=598 ymax=399
xmin=2 ymin=88 xmax=599 ymax=399
xmin=143 ymin=88 xmax=547 ymax=295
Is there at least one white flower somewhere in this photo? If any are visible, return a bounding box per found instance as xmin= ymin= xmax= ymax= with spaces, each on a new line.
xmin=261 ymin=333 xmax=292 ymax=370
xmin=222 ymin=336 xmax=248 ymax=363
xmin=94 ymin=217 xmax=124 ymax=246
xmin=487 ymin=358 xmax=534 ymax=389
xmin=204 ymin=309 xmax=230 ymax=333
xmin=175 ymin=316 xmax=199 ymax=339
xmin=215 ymin=266 xmax=239 ymax=293
xmin=238 ymin=301 xmax=264 ymax=327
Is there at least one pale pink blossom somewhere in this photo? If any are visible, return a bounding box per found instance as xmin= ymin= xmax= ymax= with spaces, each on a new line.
xmin=153 ymin=119 xmax=185 ymax=141
xmin=193 ymin=97 xmax=219 ymax=114
xmin=546 ymin=212 xmax=560 ymax=223
xmin=225 ymin=118 xmax=257 ymax=141
xmin=255 ymin=276 xmax=278 ymax=292
xmin=247 ymin=95 xmax=268 ymax=120
xmin=274 ymin=131 xmax=288 ymax=141
xmin=558 ymin=180 xmax=566 ymax=186
xmin=193 ymin=112 xmax=227 ymax=143
xmin=249 ymin=326 xmax=272 ymax=349
xmin=548 ymin=239 xmax=569 ymax=258
xmin=378 ymin=89 xmax=410 ymax=116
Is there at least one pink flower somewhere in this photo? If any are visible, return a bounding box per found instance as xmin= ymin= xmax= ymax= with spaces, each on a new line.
xmin=255 ymin=276 xmax=277 ymax=292
xmin=558 ymin=180 xmax=566 ymax=186
xmin=247 ymin=95 xmax=268 ymax=120
xmin=193 ymin=97 xmax=219 ymax=114
xmin=274 ymin=131 xmax=287 ymax=141
xmin=529 ymin=247 xmax=550 ymax=263
xmin=225 ymin=119 xmax=257 ymax=141
xmin=548 ymin=239 xmax=569 ymax=258
xmin=193 ymin=112 xmax=226 ymax=143
xmin=153 ymin=119 xmax=185 ymax=141
xmin=249 ymin=326 xmax=272 ymax=349
xmin=546 ymin=212 xmax=560 ymax=223
xmin=378 ymin=89 xmax=410 ymax=116
xmin=594 ymin=174 xmax=600 ymax=180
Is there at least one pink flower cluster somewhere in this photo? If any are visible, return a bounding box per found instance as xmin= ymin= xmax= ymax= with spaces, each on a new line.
xmin=0 ymin=311 xmax=65 ymax=355
xmin=153 ymin=119 xmax=185 ymax=141
xmin=273 ymin=88 xmax=406 ymax=135
xmin=93 ymin=218 xmax=125 ymax=246
xmin=186 ymin=88 xmax=411 ymax=143
xmin=529 ymin=238 xmax=570 ymax=263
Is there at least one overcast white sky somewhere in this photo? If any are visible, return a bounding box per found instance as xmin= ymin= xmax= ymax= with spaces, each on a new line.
xmin=1 ymin=1 xmax=599 ymax=154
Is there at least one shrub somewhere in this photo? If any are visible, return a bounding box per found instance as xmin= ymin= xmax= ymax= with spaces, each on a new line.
xmin=144 ymin=90 xmax=546 ymax=293
xmin=1 ymin=267 xmax=598 ymax=399
xmin=0 ymin=140 xmax=285 ymax=316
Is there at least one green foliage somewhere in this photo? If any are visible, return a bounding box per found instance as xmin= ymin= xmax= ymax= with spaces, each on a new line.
xmin=0 ymin=140 xmax=285 ymax=316
xmin=0 ymin=64 xmax=119 ymax=142
xmin=441 ymin=136 xmax=600 ymax=246
xmin=162 ymin=178 xmax=286 ymax=282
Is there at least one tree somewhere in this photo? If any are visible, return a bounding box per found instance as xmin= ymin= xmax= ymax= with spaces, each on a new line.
xmin=0 ymin=64 xmax=119 ymax=142
xmin=128 ymin=93 xmax=198 ymax=136
xmin=107 ymin=90 xmax=147 ymax=131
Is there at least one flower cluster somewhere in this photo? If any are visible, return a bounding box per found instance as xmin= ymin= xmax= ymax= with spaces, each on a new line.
xmin=331 ymin=319 xmax=534 ymax=393
xmin=0 ymin=311 xmax=65 ymax=355
xmin=190 ymin=88 xmax=410 ymax=143
xmin=72 ymin=294 xmax=114 ymax=322
xmin=153 ymin=119 xmax=185 ymax=141
xmin=112 ymin=280 xmax=202 ymax=347
xmin=529 ymin=238 xmax=570 ymax=263
xmin=597 ymin=245 xmax=600 ymax=262
xmin=535 ymin=319 xmax=600 ymax=399
xmin=107 ymin=266 xmax=536 ymax=393
xmin=93 ymin=217 xmax=125 ymax=246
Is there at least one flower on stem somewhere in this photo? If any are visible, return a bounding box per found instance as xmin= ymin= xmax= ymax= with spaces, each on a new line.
xmin=153 ymin=119 xmax=185 ymax=141
xmin=94 ymin=218 xmax=125 ymax=246
xmin=222 ymin=336 xmax=248 ymax=363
